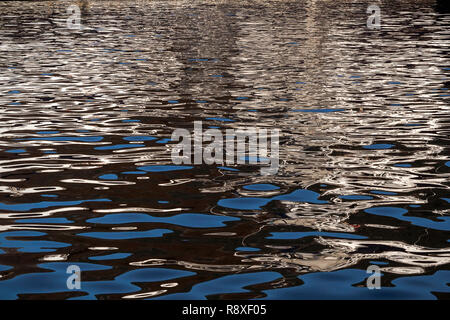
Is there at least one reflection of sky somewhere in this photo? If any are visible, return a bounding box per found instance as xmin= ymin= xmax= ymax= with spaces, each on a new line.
xmin=0 ymin=0 xmax=448 ymax=300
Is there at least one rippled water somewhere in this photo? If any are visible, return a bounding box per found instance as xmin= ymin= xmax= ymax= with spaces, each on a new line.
xmin=0 ymin=0 xmax=449 ymax=299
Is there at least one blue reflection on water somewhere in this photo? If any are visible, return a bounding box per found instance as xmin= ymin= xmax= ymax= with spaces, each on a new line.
xmin=137 ymin=165 xmax=193 ymax=172
xmin=0 ymin=231 xmax=70 ymax=253
xmin=5 ymin=149 xmax=26 ymax=153
xmin=89 ymin=253 xmax=131 ymax=260
xmin=236 ymin=247 xmax=260 ymax=252
xmin=261 ymin=269 xmax=450 ymax=299
xmin=0 ymin=264 xmax=196 ymax=300
xmin=87 ymin=213 xmax=239 ymax=228
xmin=365 ymin=207 xmax=450 ymax=231
xmin=370 ymin=190 xmax=397 ymax=195
xmin=218 ymin=189 xmax=327 ymax=210
xmin=14 ymin=218 xmax=73 ymax=224
xmin=206 ymin=117 xmax=234 ymax=122
xmin=153 ymin=272 xmax=281 ymax=300
xmin=156 ymin=138 xmax=171 ymax=144
xmin=123 ymin=136 xmax=156 ymax=141
xmin=369 ymin=261 xmax=389 ymax=265
xmin=394 ymin=163 xmax=412 ymax=168
xmin=119 ymin=268 xmax=195 ymax=283
xmin=243 ymin=184 xmax=280 ymax=191
xmin=99 ymin=174 xmax=118 ymax=180
xmin=218 ymin=166 xmax=239 ymax=171
xmin=95 ymin=144 xmax=144 ymax=150
xmin=122 ymin=171 xmax=146 ymax=175
xmin=36 ymin=131 xmax=60 ymax=134
xmin=69 ymin=268 xmax=196 ymax=299
xmin=18 ymin=136 xmax=103 ymax=142
xmin=363 ymin=144 xmax=394 ymax=150
xmin=0 ymin=198 xmax=110 ymax=211
xmin=0 ymin=262 xmax=115 ymax=299
xmin=292 ymin=108 xmax=345 ymax=113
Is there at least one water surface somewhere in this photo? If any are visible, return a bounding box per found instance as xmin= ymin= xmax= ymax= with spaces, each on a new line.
xmin=0 ymin=0 xmax=449 ymax=299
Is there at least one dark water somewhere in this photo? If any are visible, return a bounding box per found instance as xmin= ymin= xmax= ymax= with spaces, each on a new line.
xmin=0 ymin=0 xmax=449 ymax=299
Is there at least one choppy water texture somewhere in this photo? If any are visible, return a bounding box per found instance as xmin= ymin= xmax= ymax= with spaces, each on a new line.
xmin=0 ymin=0 xmax=449 ymax=300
